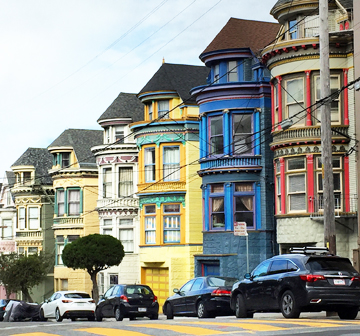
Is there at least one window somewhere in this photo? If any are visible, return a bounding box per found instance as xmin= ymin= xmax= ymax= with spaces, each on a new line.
xmin=103 ymin=168 xmax=112 ymax=198
xmin=68 ymin=189 xmax=80 ymax=216
xmin=144 ymin=205 xmax=156 ymax=244
xmin=209 ymin=115 xmax=223 ymax=155
xmin=61 ymin=153 xmax=70 ymax=168
xmin=163 ymin=204 xmax=180 ymax=243
xmin=273 ymin=80 xmax=279 ymax=126
xmin=289 ymin=19 xmax=298 ymax=39
xmin=23 ymin=172 xmax=31 ymax=184
xmin=252 ymin=260 xmax=271 ymax=278
xmin=158 ymin=100 xmax=169 ymax=119
xmin=144 ymin=148 xmax=156 ymax=182
xmin=214 ymin=64 xmax=220 ymax=83
xmin=288 ymin=157 xmax=305 ymax=170
xmin=103 ymin=219 xmax=112 ymax=226
xmin=28 ymin=247 xmax=38 ymax=255
xmin=57 ymin=189 xmax=65 ymax=216
xmin=286 ymin=78 xmax=305 ymax=124
xmin=119 ymin=229 xmax=134 ymax=252
xmin=190 ymin=278 xmax=204 ymax=291
xmin=115 ymin=126 xmax=124 ymax=143
xmin=61 ymin=279 xmax=68 ymax=291
xmin=1 ymin=219 xmax=12 ymax=240
xmin=18 ymin=247 xmax=25 ymax=255
xmin=28 ymin=207 xmax=40 ymax=230
xmin=234 ymin=183 xmax=254 ymax=229
xmin=243 ymin=58 xmax=253 ymax=81
xmin=210 ymin=184 xmax=225 ymax=230
xmin=180 ymin=279 xmax=195 ymax=293
xmin=110 ymin=274 xmax=118 ymax=286
xmin=18 ymin=207 xmax=26 ymax=229
xmin=304 ymin=15 xmax=320 ymax=37
xmin=233 ymin=114 xmax=252 ymax=155
xmin=105 ymin=128 xmax=111 ymax=144
xmin=103 ymin=228 xmax=112 ymax=235
xmin=163 ymin=147 xmax=180 ymax=181
xmin=288 ymin=174 xmax=306 ymax=211
xmin=57 ymin=237 xmax=64 ymax=265
xmin=315 ymin=75 xmax=341 ymax=123
xmin=119 ymin=167 xmax=133 ymax=197
xmin=228 ymin=61 xmax=238 ymax=82
xmin=148 ymin=103 xmax=153 ymax=120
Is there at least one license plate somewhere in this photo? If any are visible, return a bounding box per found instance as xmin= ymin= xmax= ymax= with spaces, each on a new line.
xmin=138 ymin=307 xmax=147 ymax=312
xmin=334 ymin=279 xmax=345 ymax=285
xmin=77 ymin=302 xmax=85 ymax=306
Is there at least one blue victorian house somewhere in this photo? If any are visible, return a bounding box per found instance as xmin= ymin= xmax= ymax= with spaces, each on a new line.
xmin=190 ymin=18 xmax=280 ymax=278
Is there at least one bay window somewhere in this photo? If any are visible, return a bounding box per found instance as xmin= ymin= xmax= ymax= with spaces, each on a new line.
xmin=163 ymin=146 xmax=180 ymax=181
xmin=144 ymin=205 xmax=156 ymax=244
xmin=103 ymin=168 xmax=112 ymax=198
xmin=56 ymin=188 xmax=81 ymax=217
xmin=158 ymin=100 xmax=169 ymax=119
xmin=57 ymin=189 xmax=65 ymax=216
xmin=210 ymin=184 xmax=225 ymax=230
xmin=163 ymin=204 xmax=180 ymax=243
xmin=287 ymin=157 xmax=306 ymax=212
xmin=286 ymin=78 xmax=305 ymax=124
xmin=18 ymin=207 xmax=26 ymax=229
xmin=209 ymin=115 xmax=223 ymax=155
xmin=28 ymin=207 xmax=40 ymax=230
xmin=233 ymin=114 xmax=252 ymax=155
xmin=68 ymin=189 xmax=80 ymax=216
xmin=144 ymin=148 xmax=156 ymax=182
xmin=228 ymin=61 xmax=238 ymax=82
xmin=119 ymin=167 xmax=133 ymax=197
xmin=234 ymin=183 xmax=254 ymax=229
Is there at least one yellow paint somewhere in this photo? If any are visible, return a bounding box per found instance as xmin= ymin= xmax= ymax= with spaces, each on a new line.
xmin=10 ymin=333 xmax=58 ymax=336
xmin=182 ymin=321 xmax=287 ymax=332
xmin=133 ymin=324 xmax=225 ymax=335
xmin=76 ymin=328 xmax=147 ymax=336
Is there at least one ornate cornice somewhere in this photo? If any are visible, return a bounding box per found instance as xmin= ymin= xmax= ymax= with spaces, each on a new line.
xmin=139 ymin=194 xmax=186 ymax=208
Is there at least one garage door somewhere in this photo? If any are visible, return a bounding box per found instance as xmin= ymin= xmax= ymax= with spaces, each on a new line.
xmin=143 ymin=267 xmax=169 ymax=309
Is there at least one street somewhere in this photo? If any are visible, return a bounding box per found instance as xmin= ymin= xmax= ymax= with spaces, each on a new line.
xmin=1 ymin=313 xmax=360 ymax=336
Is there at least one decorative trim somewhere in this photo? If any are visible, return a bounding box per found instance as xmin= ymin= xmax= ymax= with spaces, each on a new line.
xmin=139 ymin=194 xmax=186 ymax=209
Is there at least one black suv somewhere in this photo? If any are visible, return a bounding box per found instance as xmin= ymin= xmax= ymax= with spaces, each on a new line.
xmin=230 ymin=247 xmax=360 ymax=319
xmin=95 ymin=284 xmax=159 ymax=321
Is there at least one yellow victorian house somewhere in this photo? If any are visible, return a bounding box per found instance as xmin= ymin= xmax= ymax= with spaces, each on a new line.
xmin=130 ymin=63 xmax=209 ymax=308
xmin=48 ymin=129 xmax=102 ymax=294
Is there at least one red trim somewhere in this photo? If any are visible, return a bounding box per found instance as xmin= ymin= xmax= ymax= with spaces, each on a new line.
xmin=343 ymin=69 xmax=349 ymax=125
xmin=280 ymin=157 xmax=286 ymax=214
xmin=277 ymin=76 xmax=283 ymax=130
xmin=305 ymin=70 xmax=312 ymax=126
xmin=274 ymin=161 xmax=278 ymax=214
xmin=306 ymin=154 xmax=314 ymax=213
xmin=344 ymin=156 xmax=350 ymax=212
xmin=271 ymin=82 xmax=275 ymax=132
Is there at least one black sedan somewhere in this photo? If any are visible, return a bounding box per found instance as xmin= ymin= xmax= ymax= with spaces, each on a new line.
xmin=163 ymin=276 xmax=237 ymax=319
xmin=95 ymin=284 xmax=159 ymax=321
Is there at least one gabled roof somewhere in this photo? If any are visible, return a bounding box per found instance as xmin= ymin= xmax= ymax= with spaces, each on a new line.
xmin=201 ymin=18 xmax=280 ymax=56
xmin=48 ymin=129 xmax=102 ymax=167
xmin=97 ymin=92 xmax=144 ymax=123
xmin=11 ymin=148 xmax=53 ymax=185
xmin=138 ymin=63 xmax=209 ymax=105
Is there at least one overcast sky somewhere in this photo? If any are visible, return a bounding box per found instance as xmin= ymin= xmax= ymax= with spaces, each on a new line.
xmin=0 ymin=0 xmax=277 ymax=179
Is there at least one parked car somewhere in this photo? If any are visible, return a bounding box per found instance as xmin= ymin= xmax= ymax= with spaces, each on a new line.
xmin=3 ymin=300 xmax=41 ymax=322
xmin=163 ymin=276 xmax=237 ymax=319
xmin=40 ymin=291 xmax=96 ymax=322
xmin=230 ymin=247 xmax=360 ymax=319
xmin=0 ymin=299 xmax=9 ymax=321
xmin=95 ymin=284 xmax=159 ymax=321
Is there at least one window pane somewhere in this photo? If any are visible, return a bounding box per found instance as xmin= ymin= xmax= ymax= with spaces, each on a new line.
xmin=103 ymin=168 xmax=112 ymax=198
xmin=164 ymin=216 xmax=180 ymax=243
xmin=145 ymin=205 xmax=156 ymax=214
xmin=288 ymin=158 xmax=305 ymax=170
xmin=288 ymin=175 xmax=305 ymax=192
xmin=120 ymin=229 xmax=134 ymax=252
xmin=243 ymin=58 xmax=253 ymax=81
xmin=210 ymin=116 xmax=223 ymax=155
xmin=158 ymin=100 xmax=169 ymax=119
xmin=57 ymin=190 xmax=65 ymax=216
xmin=163 ymin=147 xmax=180 ymax=181
xmin=233 ymin=114 xmax=252 ymax=155
xmin=28 ymin=207 xmax=39 ymax=230
xmin=235 ymin=212 xmax=254 ymax=228
xmin=235 ymin=183 xmax=253 ymax=192
xmin=119 ymin=167 xmax=133 ymax=197
xmin=289 ymin=194 xmax=306 ymax=210
xmin=228 ymin=61 xmax=238 ymax=82
xmin=145 ymin=148 xmax=156 ymax=182
xmin=235 ymin=196 xmax=253 ymax=211
xmin=211 ymin=184 xmax=224 ymax=193
xmin=115 ymin=126 xmax=124 ymax=143
xmin=164 ymin=204 xmax=180 ymax=213
xmin=68 ymin=190 xmax=80 ymax=216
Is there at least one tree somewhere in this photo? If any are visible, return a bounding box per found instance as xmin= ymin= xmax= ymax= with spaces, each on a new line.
xmin=0 ymin=252 xmax=53 ymax=302
xmin=62 ymin=234 xmax=124 ymax=303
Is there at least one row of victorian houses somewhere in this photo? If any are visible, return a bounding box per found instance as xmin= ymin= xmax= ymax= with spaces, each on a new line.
xmin=0 ymin=0 xmax=359 ymax=307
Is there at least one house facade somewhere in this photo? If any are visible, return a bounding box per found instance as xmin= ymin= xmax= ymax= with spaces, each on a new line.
xmin=262 ymin=0 xmax=357 ymax=258
xmin=10 ymin=148 xmax=55 ymax=302
xmin=91 ymin=92 xmax=143 ymax=294
xmin=190 ymin=18 xmax=280 ymax=278
xmin=48 ymin=129 xmax=102 ymax=295
xmin=130 ymin=63 xmax=209 ymax=308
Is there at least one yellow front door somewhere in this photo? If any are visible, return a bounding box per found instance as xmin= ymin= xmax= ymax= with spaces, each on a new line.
xmin=143 ymin=267 xmax=169 ymax=309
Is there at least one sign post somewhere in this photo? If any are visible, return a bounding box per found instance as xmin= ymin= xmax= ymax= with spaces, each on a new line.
xmin=234 ymin=222 xmax=249 ymax=273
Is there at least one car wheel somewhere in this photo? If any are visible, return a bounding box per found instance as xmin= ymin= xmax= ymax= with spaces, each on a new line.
xmin=115 ymin=306 xmax=124 ymax=321
xmin=338 ymin=306 xmax=358 ymax=319
xmin=95 ymin=309 xmax=103 ymax=322
xmin=280 ymin=290 xmax=300 ymax=318
xmin=165 ymin=304 xmax=174 ymax=319
xmin=149 ymin=314 xmax=158 ymax=320
xmin=55 ymin=308 xmax=63 ymax=322
xmin=235 ymin=294 xmax=251 ymax=318
xmin=197 ymin=301 xmax=211 ymax=318
xmin=39 ymin=309 xmax=48 ymax=322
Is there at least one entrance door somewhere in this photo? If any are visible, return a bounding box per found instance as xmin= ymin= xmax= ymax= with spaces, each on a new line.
xmin=143 ymin=267 xmax=169 ymax=309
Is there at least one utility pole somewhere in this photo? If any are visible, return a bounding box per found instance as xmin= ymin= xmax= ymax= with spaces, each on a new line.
xmin=320 ymin=0 xmax=336 ymax=255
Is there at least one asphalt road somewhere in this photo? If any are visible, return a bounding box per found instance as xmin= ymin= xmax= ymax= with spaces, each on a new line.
xmin=1 ymin=312 xmax=360 ymax=336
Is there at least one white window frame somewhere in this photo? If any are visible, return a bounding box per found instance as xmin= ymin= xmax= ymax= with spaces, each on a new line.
xmin=287 ymin=173 xmax=307 ymax=213
xmin=228 ymin=61 xmax=238 ymax=82
xmin=18 ymin=207 xmax=26 ymax=230
xmin=28 ymin=206 xmax=40 ymax=230
xmin=158 ymin=100 xmax=169 ymax=119
xmin=285 ymin=77 xmax=306 ymax=125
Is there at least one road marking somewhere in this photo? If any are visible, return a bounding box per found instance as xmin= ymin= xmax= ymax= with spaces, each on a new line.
xmin=131 ymin=323 xmax=228 ymax=335
xmin=241 ymin=319 xmax=345 ymax=328
xmin=10 ymin=333 xmax=59 ymax=336
xmin=180 ymin=321 xmax=287 ymax=332
xmin=76 ymin=328 xmax=148 ymax=336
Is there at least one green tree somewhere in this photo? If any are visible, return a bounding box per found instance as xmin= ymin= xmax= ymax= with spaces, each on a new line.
xmin=0 ymin=252 xmax=53 ymax=302
xmin=62 ymin=234 xmax=124 ymax=303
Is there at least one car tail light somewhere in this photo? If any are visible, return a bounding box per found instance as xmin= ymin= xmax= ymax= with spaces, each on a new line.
xmin=300 ymin=274 xmax=325 ymax=282
xmin=1 ymin=307 xmax=5 ymax=311
xmin=62 ymin=300 xmax=73 ymax=303
xmin=211 ymin=289 xmax=231 ymax=296
xmin=120 ymin=295 xmax=128 ymax=302
xmin=88 ymin=299 xmax=95 ymax=303
xmin=153 ymin=295 xmax=158 ymax=303
xmin=351 ymin=276 xmax=360 ymax=282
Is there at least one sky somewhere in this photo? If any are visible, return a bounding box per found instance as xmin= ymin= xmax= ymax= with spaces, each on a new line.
xmin=0 ymin=0 xmax=277 ymax=179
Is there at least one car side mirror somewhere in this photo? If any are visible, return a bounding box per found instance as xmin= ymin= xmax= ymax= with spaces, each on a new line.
xmin=173 ymin=288 xmax=180 ymax=294
xmin=244 ymin=273 xmax=252 ymax=280
xmin=99 ymin=295 xmax=104 ymax=300
xmin=44 ymin=299 xmax=49 ymax=303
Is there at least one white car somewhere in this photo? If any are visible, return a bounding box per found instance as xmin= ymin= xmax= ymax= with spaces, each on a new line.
xmin=40 ymin=291 xmax=96 ymax=322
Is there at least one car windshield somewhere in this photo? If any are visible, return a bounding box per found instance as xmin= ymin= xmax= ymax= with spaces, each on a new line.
xmin=125 ymin=286 xmax=152 ymax=295
xmin=307 ymin=258 xmax=357 ymax=273
xmin=64 ymin=293 xmax=91 ymax=299
xmin=207 ymin=277 xmax=237 ymax=287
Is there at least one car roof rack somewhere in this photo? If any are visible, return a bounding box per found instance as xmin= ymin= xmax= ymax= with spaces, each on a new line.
xmin=289 ymin=247 xmax=332 ymax=255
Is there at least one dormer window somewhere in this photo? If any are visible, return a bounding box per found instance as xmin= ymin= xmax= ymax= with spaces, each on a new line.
xmin=228 ymin=61 xmax=238 ymax=82
xmin=214 ymin=64 xmax=220 ymax=84
xmin=148 ymin=103 xmax=153 ymax=120
xmin=105 ymin=127 xmax=111 ymax=144
xmin=115 ymin=126 xmax=124 ymax=144
xmin=23 ymin=172 xmax=31 ymax=183
xmin=289 ymin=20 xmax=298 ymax=39
xmin=158 ymin=100 xmax=169 ymax=119
xmin=243 ymin=58 xmax=253 ymax=81
xmin=61 ymin=153 xmax=70 ymax=168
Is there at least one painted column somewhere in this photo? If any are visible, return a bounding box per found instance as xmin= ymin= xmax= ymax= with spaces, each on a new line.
xmin=224 ymin=182 xmax=232 ymax=231
xmin=277 ymin=76 xmax=283 ymax=130
xmin=271 ymin=82 xmax=275 ymax=132
xmin=344 ymin=156 xmax=350 ymax=212
xmin=343 ymin=69 xmax=349 ymax=125
xmin=254 ymin=109 xmax=260 ymax=155
xmin=223 ymin=110 xmax=230 ymax=155
xmin=255 ymin=182 xmax=261 ymax=230
xmin=305 ymin=70 xmax=312 ymax=126
xmin=203 ymin=185 xmax=210 ymax=231
xmin=280 ymin=157 xmax=286 ymax=214
xmin=202 ymin=115 xmax=208 ymax=158
xmin=306 ymin=154 xmax=314 ymax=213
